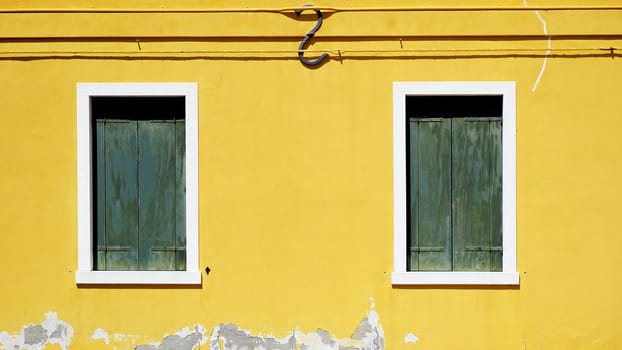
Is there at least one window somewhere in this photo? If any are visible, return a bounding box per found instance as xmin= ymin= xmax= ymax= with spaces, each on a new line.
xmin=76 ymin=83 xmax=199 ymax=284
xmin=392 ymin=82 xmax=518 ymax=285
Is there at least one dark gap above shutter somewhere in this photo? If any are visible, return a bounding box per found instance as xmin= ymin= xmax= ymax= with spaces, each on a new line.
xmin=406 ymin=95 xmax=502 ymax=118
xmin=92 ymin=97 xmax=185 ymax=120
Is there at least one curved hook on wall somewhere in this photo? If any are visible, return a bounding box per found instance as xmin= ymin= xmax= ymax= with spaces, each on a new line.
xmin=296 ymin=5 xmax=329 ymax=66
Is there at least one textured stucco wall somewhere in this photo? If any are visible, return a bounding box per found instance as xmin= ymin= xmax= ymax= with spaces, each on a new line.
xmin=1 ymin=1 xmax=621 ymax=349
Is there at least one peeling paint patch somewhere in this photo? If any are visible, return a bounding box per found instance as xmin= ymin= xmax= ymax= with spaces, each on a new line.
xmin=523 ymin=0 xmax=551 ymax=92
xmin=210 ymin=301 xmax=384 ymax=350
xmin=404 ymin=333 xmax=418 ymax=344
xmin=136 ymin=325 xmax=207 ymax=350
xmin=90 ymin=328 xmax=148 ymax=349
xmin=0 ymin=312 xmax=73 ymax=350
xmin=111 ymin=333 xmax=143 ymax=343
xmin=210 ymin=324 xmax=294 ymax=350
xmin=23 ymin=326 xmax=47 ymax=346
xmin=91 ymin=328 xmax=110 ymax=344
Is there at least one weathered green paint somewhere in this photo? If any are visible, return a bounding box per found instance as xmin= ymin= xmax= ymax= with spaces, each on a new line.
xmin=101 ymin=119 xmax=139 ymax=270
xmin=408 ymin=118 xmax=452 ymax=271
xmin=489 ymin=119 xmax=503 ymax=271
xmin=95 ymin=120 xmax=107 ymax=270
xmin=175 ymin=120 xmax=187 ymax=270
xmin=94 ymin=118 xmax=186 ymax=271
xmin=408 ymin=116 xmax=502 ymax=272
xmin=139 ymin=120 xmax=177 ymax=270
xmin=452 ymin=117 xmax=502 ymax=271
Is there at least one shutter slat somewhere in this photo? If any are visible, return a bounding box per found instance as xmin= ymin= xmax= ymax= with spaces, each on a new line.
xmin=95 ymin=120 xmax=106 ymax=270
xmin=489 ymin=120 xmax=503 ymax=271
xmin=175 ymin=120 xmax=187 ymax=270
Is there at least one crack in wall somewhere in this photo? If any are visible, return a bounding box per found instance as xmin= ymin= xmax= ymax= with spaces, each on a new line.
xmin=524 ymin=0 xmax=552 ymax=92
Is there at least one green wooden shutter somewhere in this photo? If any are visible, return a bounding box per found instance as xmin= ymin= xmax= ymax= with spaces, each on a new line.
xmin=138 ymin=120 xmax=177 ymax=270
xmin=452 ymin=117 xmax=502 ymax=271
xmin=408 ymin=118 xmax=452 ymax=271
xmin=95 ymin=118 xmax=186 ymax=271
xmin=95 ymin=119 xmax=140 ymax=270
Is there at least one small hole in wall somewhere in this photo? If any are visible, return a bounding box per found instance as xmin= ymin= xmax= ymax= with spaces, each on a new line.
xmin=205 ymin=266 xmax=211 ymax=275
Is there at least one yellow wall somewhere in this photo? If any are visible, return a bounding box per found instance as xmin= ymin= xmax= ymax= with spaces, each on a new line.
xmin=1 ymin=1 xmax=622 ymax=349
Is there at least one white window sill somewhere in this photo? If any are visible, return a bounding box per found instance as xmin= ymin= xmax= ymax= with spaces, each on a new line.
xmin=391 ymin=271 xmax=519 ymax=285
xmin=75 ymin=270 xmax=202 ymax=285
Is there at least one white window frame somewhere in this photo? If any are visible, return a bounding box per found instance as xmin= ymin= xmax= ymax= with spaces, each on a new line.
xmin=76 ymin=83 xmax=200 ymax=285
xmin=392 ymin=82 xmax=518 ymax=285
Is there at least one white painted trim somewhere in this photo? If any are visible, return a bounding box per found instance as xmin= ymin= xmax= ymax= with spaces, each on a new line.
xmin=391 ymin=272 xmax=519 ymax=285
xmin=75 ymin=271 xmax=201 ymax=285
xmin=76 ymin=83 xmax=200 ymax=285
xmin=392 ymin=81 xmax=518 ymax=286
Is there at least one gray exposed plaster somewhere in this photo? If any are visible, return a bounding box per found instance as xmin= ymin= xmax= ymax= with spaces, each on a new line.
xmin=208 ymin=304 xmax=384 ymax=350
xmin=210 ymin=324 xmax=296 ymax=350
xmin=351 ymin=319 xmax=371 ymax=341
xmin=23 ymin=326 xmax=47 ymax=346
xmin=2 ymin=303 xmax=385 ymax=350
xmin=0 ymin=312 xmax=73 ymax=350
xmin=136 ymin=333 xmax=203 ymax=350
xmin=317 ymin=329 xmax=335 ymax=346
xmin=132 ymin=325 xmax=207 ymax=350
xmin=350 ymin=318 xmax=383 ymax=350
xmin=50 ymin=324 xmax=69 ymax=341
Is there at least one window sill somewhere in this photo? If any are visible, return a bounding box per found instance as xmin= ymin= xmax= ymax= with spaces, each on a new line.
xmin=75 ymin=270 xmax=202 ymax=285
xmin=391 ymin=271 xmax=519 ymax=285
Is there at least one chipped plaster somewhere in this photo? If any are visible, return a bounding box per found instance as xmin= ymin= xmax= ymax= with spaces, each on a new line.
xmin=209 ymin=300 xmax=384 ymax=350
xmin=403 ymin=334 xmax=418 ymax=344
xmin=1 ymin=303 xmax=386 ymax=350
xmin=91 ymin=328 xmax=110 ymax=344
xmin=0 ymin=312 xmax=73 ymax=350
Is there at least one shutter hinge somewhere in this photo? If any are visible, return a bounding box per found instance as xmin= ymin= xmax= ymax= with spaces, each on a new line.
xmin=410 ymin=246 xmax=445 ymax=252
xmin=96 ymin=246 xmax=132 ymax=252
xmin=151 ymin=246 xmax=186 ymax=252
xmin=411 ymin=118 xmax=444 ymax=123
xmin=465 ymin=246 xmax=503 ymax=252
xmin=464 ymin=117 xmax=502 ymax=122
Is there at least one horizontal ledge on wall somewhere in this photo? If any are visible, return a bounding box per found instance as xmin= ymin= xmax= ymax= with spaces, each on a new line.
xmin=3 ymin=34 xmax=622 ymax=41
xmin=2 ymin=6 xmax=622 ymax=14
xmin=3 ymin=11 xmax=620 ymax=39
xmin=0 ymin=47 xmax=618 ymax=59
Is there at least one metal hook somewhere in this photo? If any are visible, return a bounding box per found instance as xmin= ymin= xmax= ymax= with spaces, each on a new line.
xmin=296 ymin=5 xmax=329 ymax=66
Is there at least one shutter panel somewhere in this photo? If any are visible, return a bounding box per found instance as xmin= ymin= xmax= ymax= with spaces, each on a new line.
xmin=101 ymin=120 xmax=139 ymax=270
xmin=175 ymin=120 xmax=187 ymax=270
xmin=452 ymin=117 xmax=502 ymax=271
xmin=408 ymin=118 xmax=452 ymax=271
xmin=138 ymin=120 xmax=177 ymax=270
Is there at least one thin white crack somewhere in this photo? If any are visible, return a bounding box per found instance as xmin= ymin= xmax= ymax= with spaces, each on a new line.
xmin=524 ymin=0 xmax=551 ymax=92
